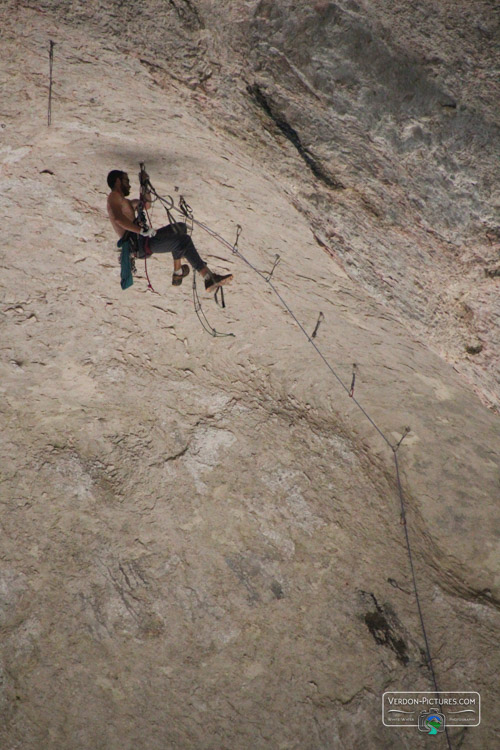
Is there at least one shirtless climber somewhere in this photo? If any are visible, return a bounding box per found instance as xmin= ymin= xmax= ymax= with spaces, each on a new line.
xmin=106 ymin=169 xmax=233 ymax=292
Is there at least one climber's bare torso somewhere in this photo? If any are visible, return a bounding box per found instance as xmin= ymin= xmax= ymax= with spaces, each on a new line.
xmin=107 ymin=173 xmax=141 ymax=238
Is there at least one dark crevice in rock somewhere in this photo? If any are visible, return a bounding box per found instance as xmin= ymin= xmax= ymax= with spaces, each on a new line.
xmin=225 ymin=554 xmax=262 ymax=604
xmin=473 ymin=587 xmax=500 ymax=609
xmin=247 ymin=83 xmax=344 ymax=190
xmin=167 ymin=0 xmax=204 ymax=30
xmin=361 ymin=592 xmax=409 ymax=665
xmin=465 ymin=342 xmax=483 ymax=355
xmin=271 ymin=580 xmax=284 ymax=599
xmin=485 ymin=265 xmax=500 ymax=278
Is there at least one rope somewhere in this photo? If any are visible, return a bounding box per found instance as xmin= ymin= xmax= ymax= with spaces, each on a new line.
xmin=136 ymin=185 xmax=157 ymax=293
xmin=230 ymin=235 xmax=394 ymax=447
xmin=169 ymin=207 xmax=393 ymax=448
xmin=143 ymin=176 xmax=233 ymax=336
xmin=192 ymin=272 xmax=234 ymax=338
xmin=143 ymin=251 xmax=158 ymax=294
xmin=144 ymin=182 xmax=184 ymax=233
xmin=393 ymin=450 xmax=453 ymax=749
xmin=135 ymin=164 xmax=451 ymax=744
xmin=167 ymin=203 xmax=453 ymax=748
xmin=393 ymin=450 xmax=438 ymax=693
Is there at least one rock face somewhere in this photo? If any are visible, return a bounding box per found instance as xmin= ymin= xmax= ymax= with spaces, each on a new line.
xmin=1 ymin=2 xmax=499 ymax=749
xmin=239 ymin=0 xmax=500 ymax=412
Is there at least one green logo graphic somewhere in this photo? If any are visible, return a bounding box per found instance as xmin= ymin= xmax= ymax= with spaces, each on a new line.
xmin=427 ymin=716 xmax=442 ymax=735
xmin=418 ymin=711 xmax=445 ymax=735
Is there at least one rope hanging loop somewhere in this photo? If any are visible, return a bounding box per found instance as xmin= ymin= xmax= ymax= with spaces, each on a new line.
xmin=192 ymin=272 xmax=234 ymax=338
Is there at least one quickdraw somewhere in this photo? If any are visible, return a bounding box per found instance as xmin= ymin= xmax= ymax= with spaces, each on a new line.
xmin=349 ymin=363 xmax=357 ymax=398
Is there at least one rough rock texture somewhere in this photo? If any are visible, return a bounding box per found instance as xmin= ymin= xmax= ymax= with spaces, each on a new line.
xmin=1 ymin=2 xmax=499 ymax=749
xmin=11 ymin=0 xmax=500 ymax=410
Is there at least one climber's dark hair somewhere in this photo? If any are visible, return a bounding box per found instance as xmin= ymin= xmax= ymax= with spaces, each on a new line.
xmin=107 ymin=170 xmax=126 ymax=189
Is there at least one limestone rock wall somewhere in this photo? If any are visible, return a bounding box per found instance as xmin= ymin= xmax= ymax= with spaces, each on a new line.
xmin=14 ymin=0 xmax=499 ymax=410
xmin=0 ymin=2 xmax=499 ymax=749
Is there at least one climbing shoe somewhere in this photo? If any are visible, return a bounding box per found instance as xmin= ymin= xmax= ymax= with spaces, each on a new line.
xmin=204 ymin=272 xmax=233 ymax=293
xmin=172 ymin=264 xmax=190 ymax=286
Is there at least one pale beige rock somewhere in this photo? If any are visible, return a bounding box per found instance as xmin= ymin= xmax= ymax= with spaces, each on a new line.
xmin=0 ymin=3 xmax=499 ymax=750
